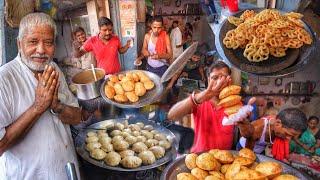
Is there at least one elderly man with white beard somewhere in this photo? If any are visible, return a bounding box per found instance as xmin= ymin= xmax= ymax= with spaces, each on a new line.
xmin=0 ymin=13 xmax=88 ymax=180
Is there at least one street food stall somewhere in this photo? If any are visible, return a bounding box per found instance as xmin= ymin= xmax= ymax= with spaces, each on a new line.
xmin=0 ymin=0 xmax=320 ymax=180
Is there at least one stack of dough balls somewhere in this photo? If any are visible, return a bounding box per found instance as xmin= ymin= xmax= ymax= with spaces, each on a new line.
xmin=177 ymin=148 xmax=298 ymax=180
xmin=104 ymin=71 xmax=155 ymax=103
xmin=218 ymin=85 xmax=242 ymax=117
xmin=223 ymin=9 xmax=312 ymax=62
xmin=85 ymin=120 xmax=172 ymax=169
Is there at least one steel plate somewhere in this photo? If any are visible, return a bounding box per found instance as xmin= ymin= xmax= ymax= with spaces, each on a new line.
xmin=75 ymin=118 xmax=178 ymax=172
xmin=216 ymin=8 xmax=317 ymax=76
xmin=160 ymin=151 xmax=312 ymax=180
xmin=100 ymin=70 xmax=163 ymax=108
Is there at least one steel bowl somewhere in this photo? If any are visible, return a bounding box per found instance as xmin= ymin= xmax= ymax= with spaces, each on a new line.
xmin=75 ymin=118 xmax=178 ymax=172
xmin=72 ymin=68 xmax=105 ymax=100
xmin=100 ymin=70 xmax=163 ymax=108
xmin=160 ymin=151 xmax=312 ymax=180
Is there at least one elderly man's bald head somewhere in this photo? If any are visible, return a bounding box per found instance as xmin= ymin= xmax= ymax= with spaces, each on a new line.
xmin=18 ymin=13 xmax=56 ymax=72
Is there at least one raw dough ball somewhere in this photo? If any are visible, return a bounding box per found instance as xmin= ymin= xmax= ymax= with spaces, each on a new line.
xmin=99 ymin=136 xmax=112 ymax=145
xmin=141 ymin=130 xmax=153 ymax=139
xmin=123 ymin=120 xmax=129 ymax=128
xmin=129 ymin=124 xmax=141 ymax=131
xmin=86 ymin=142 xmax=101 ymax=152
xmin=149 ymin=146 xmax=165 ymax=159
xmin=86 ymin=136 xmax=99 ymax=143
xmin=110 ymin=130 xmax=122 ymax=137
xmin=125 ymin=135 xmax=138 ymax=145
xmin=112 ymin=135 xmax=124 ymax=144
xmin=150 ymin=130 xmax=159 ymax=135
xmin=122 ymin=128 xmax=132 ymax=134
xmin=113 ymin=140 xmax=129 ymax=151
xmin=120 ymin=156 xmax=142 ymax=169
xmin=90 ymin=149 xmax=107 ymax=160
xmin=154 ymin=133 xmax=167 ymax=141
xmin=158 ymin=140 xmax=171 ymax=150
xmin=132 ymin=142 xmax=148 ymax=153
xmin=145 ymin=139 xmax=159 ymax=148
xmin=121 ymin=132 xmax=131 ymax=139
xmin=185 ymin=153 xmax=198 ymax=170
xmin=132 ymin=131 xmax=141 ymax=137
xmin=143 ymin=125 xmax=154 ymax=131
xmin=136 ymin=136 xmax=147 ymax=143
xmin=115 ymin=122 xmax=125 ymax=131
xmin=136 ymin=122 xmax=144 ymax=128
xmin=119 ymin=149 xmax=135 ymax=159
xmin=138 ymin=150 xmax=156 ymax=165
xmin=97 ymin=133 xmax=109 ymax=139
xmin=104 ymin=151 xmax=121 ymax=166
xmin=87 ymin=131 xmax=97 ymax=137
xmin=101 ymin=143 xmax=113 ymax=153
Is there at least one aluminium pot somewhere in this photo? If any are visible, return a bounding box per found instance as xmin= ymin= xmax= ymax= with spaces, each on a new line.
xmin=72 ymin=68 xmax=105 ymax=100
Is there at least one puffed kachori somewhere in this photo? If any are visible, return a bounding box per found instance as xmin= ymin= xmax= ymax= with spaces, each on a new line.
xmin=233 ymin=169 xmax=267 ymax=180
xmin=191 ymin=167 xmax=209 ymax=180
xmin=212 ymin=150 xmax=234 ymax=164
xmin=221 ymin=164 xmax=231 ymax=174
xmin=177 ymin=173 xmax=198 ymax=180
xmin=225 ymin=162 xmax=241 ymax=180
xmin=219 ymin=85 xmax=242 ymax=99
xmin=239 ymin=148 xmax=256 ymax=161
xmin=185 ymin=153 xmax=198 ymax=170
xmin=125 ymin=91 xmax=139 ymax=103
xmin=105 ymin=85 xmax=116 ymax=99
xmin=196 ymin=153 xmax=219 ymax=171
xmin=273 ymin=174 xmax=299 ymax=180
xmin=134 ymin=82 xmax=146 ymax=96
xmin=114 ymin=94 xmax=128 ymax=103
xmin=143 ymin=80 xmax=155 ymax=90
xmin=255 ymin=161 xmax=282 ymax=178
xmin=234 ymin=156 xmax=254 ymax=167
xmin=109 ymin=75 xmax=119 ymax=83
xmin=208 ymin=171 xmax=225 ymax=180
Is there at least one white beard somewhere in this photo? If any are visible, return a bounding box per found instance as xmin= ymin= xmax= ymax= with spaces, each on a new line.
xmin=20 ymin=51 xmax=51 ymax=72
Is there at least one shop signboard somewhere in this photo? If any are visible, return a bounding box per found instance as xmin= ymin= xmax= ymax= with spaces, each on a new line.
xmin=119 ymin=0 xmax=136 ymax=37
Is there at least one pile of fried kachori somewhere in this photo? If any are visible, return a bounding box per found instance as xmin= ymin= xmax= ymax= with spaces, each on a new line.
xmin=177 ymin=148 xmax=298 ymax=180
xmin=223 ymin=9 xmax=312 ymax=62
xmin=218 ymin=85 xmax=243 ymax=117
xmin=104 ymin=71 xmax=155 ymax=103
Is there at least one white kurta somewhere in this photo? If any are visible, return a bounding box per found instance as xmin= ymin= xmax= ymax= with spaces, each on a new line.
xmin=0 ymin=55 xmax=80 ymax=180
xmin=170 ymin=27 xmax=183 ymax=60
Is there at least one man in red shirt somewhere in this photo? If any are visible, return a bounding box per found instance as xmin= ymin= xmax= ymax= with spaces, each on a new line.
xmin=75 ymin=17 xmax=132 ymax=74
xmin=168 ymin=61 xmax=233 ymax=153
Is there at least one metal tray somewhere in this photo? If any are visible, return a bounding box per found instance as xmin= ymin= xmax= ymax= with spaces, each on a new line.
xmin=160 ymin=151 xmax=312 ymax=180
xmin=100 ymin=70 xmax=164 ymax=108
xmin=216 ymin=8 xmax=317 ymax=76
xmin=75 ymin=118 xmax=178 ymax=172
